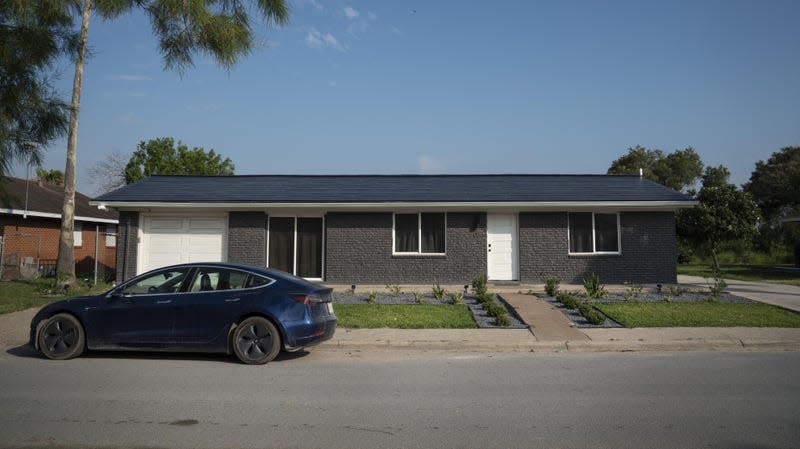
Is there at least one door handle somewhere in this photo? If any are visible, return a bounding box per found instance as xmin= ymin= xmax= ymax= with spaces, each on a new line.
xmin=225 ymin=298 xmax=240 ymax=302
xmin=156 ymin=300 xmax=172 ymax=304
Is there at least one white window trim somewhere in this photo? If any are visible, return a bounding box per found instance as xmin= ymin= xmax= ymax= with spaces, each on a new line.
xmin=73 ymin=221 xmax=83 ymax=247
xmin=392 ymin=212 xmax=447 ymax=256
xmin=266 ymin=215 xmax=325 ymax=281
xmin=567 ymin=212 xmax=622 ymax=256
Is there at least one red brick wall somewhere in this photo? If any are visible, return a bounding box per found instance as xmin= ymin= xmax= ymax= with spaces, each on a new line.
xmin=0 ymin=215 xmax=117 ymax=280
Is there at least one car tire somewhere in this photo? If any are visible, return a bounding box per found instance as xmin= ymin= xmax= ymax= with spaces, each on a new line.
xmin=37 ymin=313 xmax=85 ymax=360
xmin=232 ymin=317 xmax=281 ymax=365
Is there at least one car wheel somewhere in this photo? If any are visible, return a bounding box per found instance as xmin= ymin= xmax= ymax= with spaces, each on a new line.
xmin=37 ymin=313 xmax=85 ymax=360
xmin=232 ymin=317 xmax=281 ymax=365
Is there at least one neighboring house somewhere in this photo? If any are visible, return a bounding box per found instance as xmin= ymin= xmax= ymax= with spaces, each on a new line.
xmin=0 ymin=177 xmax=118 ymax=280
xmin=91 ymin=174 xmax=696 ymax=285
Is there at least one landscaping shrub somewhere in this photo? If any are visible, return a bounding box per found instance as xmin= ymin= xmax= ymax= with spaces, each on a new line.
xmin=578 ymin=303 xmax=606 ymax=325
xmin=451 ymin=292 xmax=464 ymax=305
xmin=412 ymin=292 xmax=423 ymax=304
xmin=386 ymin=284 xmax=402 ymax=296
xmin=484 ymin=301 xmax=505 ymax=317
xmin=559 ymin=294 xmax=580 ymax=310
xmin=432 ymin=282 xmax=447 ymax=302
xmin=544 ymin=276 xmax=560 ymax=297
xmin=476 ymin=291 xmax=494 ymax=304
xmin=708 ymin=274 xmax=727 ymax=300
xmin=623 ymin=283 xmax=643 ymax=302
xmin=367 ymin=291 xmax=378 ymax=304
xmin=495 ymin=314 xmax=511 ymax=327
xmin=582 ymin=273 xmax=608 ymax=299
xmin=471 ymin=275 xmax=488 ymax=296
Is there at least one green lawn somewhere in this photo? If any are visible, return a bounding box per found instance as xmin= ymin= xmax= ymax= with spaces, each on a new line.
xmin=0 ymin=279 xmax=112 ymax=314
xmin=333 ymin=304 xmax=478 ymax=329
xmin=595 ymin=302 xmax=800 ymax=328
xmin=678 ymin=264 xmax=800 ymax=287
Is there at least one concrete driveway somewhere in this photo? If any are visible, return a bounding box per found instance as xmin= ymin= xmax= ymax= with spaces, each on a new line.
xmin=679 ymin=274 xmax=800 ymax=312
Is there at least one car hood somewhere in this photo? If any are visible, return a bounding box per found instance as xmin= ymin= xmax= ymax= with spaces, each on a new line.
xmin=32 ymin=294 xmax=104 ymax=324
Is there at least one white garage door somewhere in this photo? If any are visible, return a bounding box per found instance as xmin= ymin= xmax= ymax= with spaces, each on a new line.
xmin=140 ymin=216 xmax=226 ymax=273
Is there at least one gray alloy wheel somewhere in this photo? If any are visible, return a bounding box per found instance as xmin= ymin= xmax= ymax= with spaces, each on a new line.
xmin=232 ymin=317 xmax=281 ymax=365
xmin=37 ymin=313 xmax=85 ymax=360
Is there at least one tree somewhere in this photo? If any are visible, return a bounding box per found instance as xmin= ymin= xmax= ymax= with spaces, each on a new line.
xmin=744 ymin=146 xmax=800 ymax=222
xmin=0 ymin=0 xmax=76 ymax=186
xmin=87 ymin=150 xmax=129 ymax=194
xmin=55 ymin=0 xmax=289 ymax=288
xmin=124 ymin=137 xmax=235 ymax=183
xmin=678 ymin=165 xmax=760 ymax=271
xmin=35 ymin=167 xmax=64 ymax=185
xmin=608 ymin=145 xmax=704 ymax=192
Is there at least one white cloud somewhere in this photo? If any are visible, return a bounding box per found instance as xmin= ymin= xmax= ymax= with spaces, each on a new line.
xmin=297 ymin=0 xmax=323 ymax=11
xmin=109 ymin=74 xmax=152 ymax=81
xmin=368 ymin=11 xmax=378 ymax=20
xmin=305 ymin=28 xmax=346 ymax=52
xmin=416 ymin=155 xmax=445 ymax=174
xmin=343 ymin=6 xmax=359 ymax=18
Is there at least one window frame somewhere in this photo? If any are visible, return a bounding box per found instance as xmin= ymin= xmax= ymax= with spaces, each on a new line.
xmin=392 ymin=212 xmax=447 ymax=255
xmin=105 ymin=224 xmax=117 ymax=247
xmin=567 ymin=212 xmax=621 ymax=255
xmin=266 ymin=215 xmax=325 ymax=281
xmin=73 ymin=221 xmax=82 ymax=247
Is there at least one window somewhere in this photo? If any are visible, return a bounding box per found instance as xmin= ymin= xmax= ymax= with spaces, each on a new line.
xmin=105 ymin=225 xmax=117 ymax=247
xmin=268 ymin=216 xmax=323 ymax=279
xmin=121 ymin=268 xmax=191 ymax=295
xmin=189 ymin=268 xmax=250 ymax=292
xmin=73 ymin=221 xmax=82 ymax=247
xmin=568 ymin=212 xmax=620 ymax=254
xmin=394 ymin=213 xmax=446 ymax=254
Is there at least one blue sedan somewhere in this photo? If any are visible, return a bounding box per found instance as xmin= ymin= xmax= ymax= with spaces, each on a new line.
xmin=30 ymin=263 xmax=337 ymax=364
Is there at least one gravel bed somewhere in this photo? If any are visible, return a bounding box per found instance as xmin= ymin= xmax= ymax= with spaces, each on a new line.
xmin=538 ymin=290 xmax=756 ymax=328
xmin=331 ymin=291 xmax=528 ymax=329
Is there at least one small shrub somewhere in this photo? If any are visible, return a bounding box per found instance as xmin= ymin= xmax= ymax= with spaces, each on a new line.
xmin=623 ymin=284 xmax=643 ymax=302
xmin=432 ymin=282 xmax=447 ymax=302
xmin=544 ymin=276 xmax=560 ymax=297
xmin=471 ymin=275 xmax=488 ymax=296
xmin=476 ymin=291 xmax=494 ymax=304
xmin=495 ymin=314 xmax=511 ymax=327
xmin=708 ymin=275 xmax=727 ymax=300
xmin=367 ymin=291 xmax=378 ymax=304
xmin=412 ymin=291 xmax=423 ymax=304
xmin=560 ymin=294 xmax=580 ymax=310
xmin=578 ymin=303 xmax=606 ymax=325
xmin=385 ymin=284 xmax=403 ymax=296
xmin=663 ymin=294 xmax=673 ymax=303
xmin=484 ymin=301 xmax=505 ymax=317
xmin=667 ymin=285 xmax=685 ymax=297
xmin=451 ymin=292 xmax=464 ymax=304
xmin=582 ymin=273 xmax=608 ymax=299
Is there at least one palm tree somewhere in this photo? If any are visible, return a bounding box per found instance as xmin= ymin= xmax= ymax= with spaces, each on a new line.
xmin=56 ymin=0 xmax=289 ymax=288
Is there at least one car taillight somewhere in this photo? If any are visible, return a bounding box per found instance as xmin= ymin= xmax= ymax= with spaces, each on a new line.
xmin=292 ymin=294 xmax=323 ymax=305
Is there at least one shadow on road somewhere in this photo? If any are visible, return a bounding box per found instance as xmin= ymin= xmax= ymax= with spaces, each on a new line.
xmin=5 ymin=343 xmax=312 ymax=364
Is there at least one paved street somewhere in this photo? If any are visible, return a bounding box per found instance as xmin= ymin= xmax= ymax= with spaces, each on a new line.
xmin=1 ymin=346 xmax=798 ymax=448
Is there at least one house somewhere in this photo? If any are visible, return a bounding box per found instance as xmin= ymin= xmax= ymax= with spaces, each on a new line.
xmin=91 ymin=174 xmax=697 ymax=285
xmin=0 ymin=177 xmax=119 ymax=280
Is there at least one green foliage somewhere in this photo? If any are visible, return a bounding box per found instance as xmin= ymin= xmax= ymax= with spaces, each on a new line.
xmin=334 ymin=304 xmax=478 ymax=329
xmin=124 ymin=137 xmax=235 ymax=183
xmin=708 ymin=275 xmax=727 ymax=300
xmin=595 ymin=302 xmax=800 ymax=328
xmin=667 ymin=285 xmax=685 ymax=297
xmin=557 ymin=293 xmax=580 ymax=310
xmin=385 ymin=284 xmax=402 ymax=297
xmin=451 ymin=292 xmax=464 ymax=305
xmin=412 ymin=291 xmax=423 ymax=304
xmin=471 ymin=275 xmax=488 ymax=296
xmin=494 ymin=314 xmax=511 ymax=327
xmin=35 ymin=168 xmax=64 ymax=185
xmin=0 ymin=279 xmax=113 ymax=314
xmin=678 ymin=264 xmax=800 ymax=287
xmin=544 ymin=276 xmax=560 ymax=297
xmin=678 ymin=166 xmax=760 ymax=271
xmin=0 ymin=0 xmax=75 ymax=180
xmin=476 ymin=291 xmax=494 ymax=305
xmin=431 ymin=281 xmax=446 ymax=302
xmin=608 ymin=145 xmax=704 ymax=192
xmin=577 ymin=303 xmax=606 ymax=325
xmin=582 ymin=273 xmax=607 ymax=299
xmin=367 ymin=291 xmax=377 ymax=304
xmin=623 ymin=284 xmax=643 ymax=302
xmin=744 ymin=146 xmax=800 ymax=222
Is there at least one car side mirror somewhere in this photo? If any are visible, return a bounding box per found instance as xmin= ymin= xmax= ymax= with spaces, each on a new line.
xmin=108 ymin=289 xmax=124 ymax=300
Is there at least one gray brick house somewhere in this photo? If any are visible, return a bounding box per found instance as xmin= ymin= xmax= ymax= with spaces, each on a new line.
xmin=91 ymin=174 xmax=696 ymax=285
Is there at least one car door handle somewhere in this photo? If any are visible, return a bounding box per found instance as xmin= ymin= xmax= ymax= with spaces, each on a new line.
xmin=225 ymin=298 xmax=240 ymax=303
xmin=156 ymin=300 xmax=172 ymax=304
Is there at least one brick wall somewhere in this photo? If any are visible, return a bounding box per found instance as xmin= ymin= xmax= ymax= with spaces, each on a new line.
xmin=115 ymin=211 xmax=140 ymax=283
xmin=227 ymin=212 xmax=267 ymax=266
xmin=324 ymin=212 xmax=487 ymax=284
xmin=0 ymin=215 xmax=116 ymax=281
xmin=518 ymin=211 xmax=677 ymax=284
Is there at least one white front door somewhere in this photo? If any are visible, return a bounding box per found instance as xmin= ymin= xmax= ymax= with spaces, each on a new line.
xmin=487 ymin=214 xmax=518 ymax=281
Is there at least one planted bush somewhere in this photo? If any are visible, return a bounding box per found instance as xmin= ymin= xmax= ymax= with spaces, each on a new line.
xmin=367 ymin=291 xmax=378 ymax=304
xmin=451 ymin=292 xmax=464 ymax=305
xmin=386 ymin=284 xmax=403 ymax=296
xmin=471 ymin=275 xmax=488 ymax=296
xmin=495 ymin=314 xmax=511 ymax=327
xmin=412 ymin=292 xmax=423 ymax=304
xmin=476 ymin=291 xmax=494 ymax=304
xmin=432 ymin=282 xmax=447 ymax=302
xmin=544 ymin=276 xmax=560 ymax=297
xmin=578 ymin=303 xmax=606 ymax=325
xmin=582 ymin=273 xmax=608 ymax=299
xmin=558 ymin=293 xmax=580 ymax=310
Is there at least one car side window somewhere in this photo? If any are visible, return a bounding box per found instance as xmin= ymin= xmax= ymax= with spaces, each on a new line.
xmin=246 ymin=274 xmax=271 ymax=288
xmin=189 ymin=268 xmax=249 ymax=292
xmin=121 ymin=269 xmax=190 ymax=295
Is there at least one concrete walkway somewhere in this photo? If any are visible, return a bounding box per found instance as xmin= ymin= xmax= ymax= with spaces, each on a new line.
xmin=679 ymin=274 xmax=800 ymax=312
xmin=500 ymin=293 xmax=588 ymax=341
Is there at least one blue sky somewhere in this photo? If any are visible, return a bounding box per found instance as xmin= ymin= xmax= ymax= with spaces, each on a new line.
xmin=14 ymin=0 xmax=800 ymax=194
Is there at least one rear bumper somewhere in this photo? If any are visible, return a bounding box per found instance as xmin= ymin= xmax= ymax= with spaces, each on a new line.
xmin=283 ymin=316 xmax=337 ymax=349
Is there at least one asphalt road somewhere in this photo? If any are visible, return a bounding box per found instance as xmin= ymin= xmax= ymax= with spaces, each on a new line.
xmin=1 ymin=346 xmax=798 ymax=449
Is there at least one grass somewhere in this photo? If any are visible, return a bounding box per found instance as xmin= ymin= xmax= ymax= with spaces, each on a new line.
xmin=0 ymin=279 xmax=113 ymax=314
xmin=678 ymin=264 xmax=800 ymax=287
xmin=595 ymin=302 xmax=800 ymax=328
xmin=333 ymin=304 xmax=478 ymax=329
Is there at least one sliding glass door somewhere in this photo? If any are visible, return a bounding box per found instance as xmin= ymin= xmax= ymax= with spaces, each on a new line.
xmin=268 ymin=217 xmax=323 ymax=279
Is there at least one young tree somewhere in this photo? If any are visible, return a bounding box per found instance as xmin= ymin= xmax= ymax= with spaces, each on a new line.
xmin=608 ymin=145 xmax=703 ymax=192
xmin=0 ymin=0 xmax=76 ymax=186
xmin=87 ymin=150 xmax=129 ymax=194
xmin=55 ymin=0 xmax=289 ymax=288
xmin=678 ymin=166 xmax=760 ymax=271
xmin=124 ymin=137 xmax=235 ymax=183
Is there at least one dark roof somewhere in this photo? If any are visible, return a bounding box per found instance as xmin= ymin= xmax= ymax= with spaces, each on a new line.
xmin=1 ymin=177 xmax=118 ymax=221
xmin=94 ymin=174 xmax=694 ymax=203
